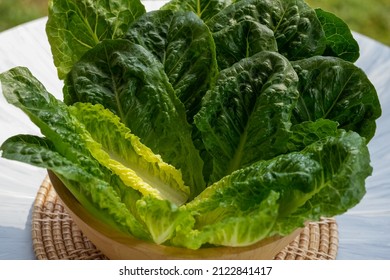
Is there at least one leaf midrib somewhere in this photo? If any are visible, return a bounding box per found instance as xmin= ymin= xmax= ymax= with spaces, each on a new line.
xmin=226 ymin=123 xmax=249 ymax=175
xmin=103 ymin=45 xmax=127 ymax=122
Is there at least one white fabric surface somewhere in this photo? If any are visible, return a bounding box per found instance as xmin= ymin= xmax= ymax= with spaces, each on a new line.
xmin=1 ymin=1 xmax=389 ymax=259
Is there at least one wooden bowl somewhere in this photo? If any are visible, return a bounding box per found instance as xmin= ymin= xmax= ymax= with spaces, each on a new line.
xmin=48 ymin=171 xmax=302 ymax=260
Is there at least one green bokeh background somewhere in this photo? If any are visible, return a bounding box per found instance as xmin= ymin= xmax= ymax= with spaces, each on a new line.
xmin=0 ymin=0 xmax=389 ymax=46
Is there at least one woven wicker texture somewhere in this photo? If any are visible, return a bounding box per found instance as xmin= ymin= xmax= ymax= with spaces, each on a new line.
xmin=32 ymin=176 xmax=338 ymax=260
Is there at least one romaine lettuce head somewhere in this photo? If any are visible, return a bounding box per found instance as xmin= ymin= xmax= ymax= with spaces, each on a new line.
xmin=0 ymin=0 xmax=381 ymax=251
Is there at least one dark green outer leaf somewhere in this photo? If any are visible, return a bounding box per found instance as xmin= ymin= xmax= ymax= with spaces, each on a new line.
xmin=0 ymin=134 xmax=150 ymax=240
xmin=161 ymin=0 xmax=233 ymax=21
xmin=212 ymin=20 xmax=278 ymax=70
xmin=315 ymin=8 xmax=360 ymax=62
xmin=64 ymin=40 xmax=205 ymax=198
xmin=194 ymin=51 xmax=299 ymax=184
xmin=125 ymin=10 xmax=218 ymax=122
xmin=207 ymin=0 xmax=326 ymax=60
xmin=46 ymin=0 xmax=146 ymax=79
xmin=0 ymin=67 xmax=104 ymax=177
xmin=291 ymin=56 xmax=381 ymax=142
xmin=272 ymin=130 xmax=371 ymax=235
xmin=0 ymin=66 xmax=150 ymax=237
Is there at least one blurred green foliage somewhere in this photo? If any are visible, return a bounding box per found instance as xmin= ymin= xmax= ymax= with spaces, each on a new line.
xmin=0 ymin=0 xmax=47 ymax=31
xmin=0 ymin=0 xmax=389 ymax=46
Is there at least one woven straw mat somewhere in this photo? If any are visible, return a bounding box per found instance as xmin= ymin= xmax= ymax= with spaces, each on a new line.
xmin=32 ymin=176 xmax=338 ymax=260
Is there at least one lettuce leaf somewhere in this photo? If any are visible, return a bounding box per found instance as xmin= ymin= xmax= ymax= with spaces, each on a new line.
xmin=272 ymin=130 xmax=371 ymax=235
xmin=291 ymin=56 xmax=381 ymax=142
xmin=124 ymin=10 xmax=218 ymax=122
xmin=212 ymin=20 xmax=278 ymax=70
xmin=206 ymin=0 xmax=326 ymax=60
xmin=194 ymin=51 xmax=299 ymax=184
xmin=315 ymin=8 xmax=360 ymax=62
xmin=0 ymin=67 xmax=103 ymax=176
xmin=46 ymin=0 xmax=146 ymax=79
xmin=1 ymin=134 xmax=151 ymax=240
